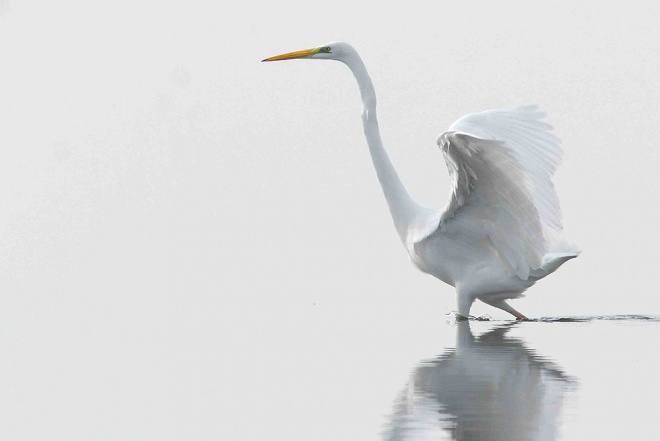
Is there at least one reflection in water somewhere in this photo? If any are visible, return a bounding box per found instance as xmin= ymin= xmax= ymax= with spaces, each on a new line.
xmin=384 ymin=322 xmax=576 ymax=440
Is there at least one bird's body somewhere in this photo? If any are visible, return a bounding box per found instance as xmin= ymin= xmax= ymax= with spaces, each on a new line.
xmin=263 ymin=42 xmax=579 ymax=319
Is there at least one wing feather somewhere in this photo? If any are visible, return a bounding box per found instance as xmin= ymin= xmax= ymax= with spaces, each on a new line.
xmin=447 ymin=106 xmax=565 ymax=248
xmin=435 ymin=106 xmax=569 ymax=279
xmin=437 ymin=132 xmax=543 ymax=280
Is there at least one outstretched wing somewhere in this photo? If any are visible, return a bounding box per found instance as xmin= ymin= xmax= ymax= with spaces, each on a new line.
xmin=436 ymin=106 xmax=564 ymax=279
xmin=448 ymin=105 xmax=564 ymax=248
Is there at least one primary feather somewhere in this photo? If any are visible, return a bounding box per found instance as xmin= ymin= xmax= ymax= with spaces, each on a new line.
xmin=438 ymin=131 xmax=544 ymax=280
xmin=448 ymin=106 xmax=564 ymax=250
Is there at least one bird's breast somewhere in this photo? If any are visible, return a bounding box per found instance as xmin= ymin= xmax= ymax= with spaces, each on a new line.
xmin=407 ymin=233 xmax=457 ymax=287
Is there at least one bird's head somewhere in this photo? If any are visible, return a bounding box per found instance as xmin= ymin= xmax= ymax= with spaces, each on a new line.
xmin=262 ymin=41 xmax=355 ymax=63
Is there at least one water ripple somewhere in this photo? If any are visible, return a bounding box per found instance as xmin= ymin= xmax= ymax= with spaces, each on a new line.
xmin=533 ymin=314 xmax=660 ymax=323
xmin=446 ymin=312 xmax=660 ymax=323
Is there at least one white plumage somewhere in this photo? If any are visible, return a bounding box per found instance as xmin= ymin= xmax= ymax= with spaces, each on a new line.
xmin=263 ymin=42 xmax=579 ymax=319
xmin=448 ymin=106 xmax=564 ymax=249
xmin=439 ymin=129 xmax=545 ymax=279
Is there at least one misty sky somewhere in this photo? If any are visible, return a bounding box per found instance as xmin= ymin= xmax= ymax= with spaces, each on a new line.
xmin=2 ymin=1 xmax=658 ymax=314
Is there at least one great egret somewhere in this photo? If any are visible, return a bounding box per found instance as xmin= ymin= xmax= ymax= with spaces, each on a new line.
xmin=262 ymin=42 xmax=579 ymax=320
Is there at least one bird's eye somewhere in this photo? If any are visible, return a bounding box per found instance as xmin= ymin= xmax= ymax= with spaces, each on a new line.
xmin=322 ymin=46 xmax=332 ymax=53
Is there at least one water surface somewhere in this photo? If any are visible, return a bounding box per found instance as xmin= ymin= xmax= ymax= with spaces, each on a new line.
xmin=382 ymin=315 xmax=659 ymax=440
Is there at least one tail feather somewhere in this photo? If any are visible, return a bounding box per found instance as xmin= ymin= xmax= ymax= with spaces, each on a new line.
xmin=530 ymin=249 xmax=579 ymax=279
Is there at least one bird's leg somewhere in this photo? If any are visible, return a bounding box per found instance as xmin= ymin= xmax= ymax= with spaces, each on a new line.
xmin=457 ymin=294 xmax=470 ymax=318
xmin=508 ymin=308 xmax=529 ymax=321
xmin=493 ymin=300 xmax=529 ymax=320
xmin=481 ymin=298 xmax=529 ymax=321
xmin=456 ymin=290 xmax=476 ymax=320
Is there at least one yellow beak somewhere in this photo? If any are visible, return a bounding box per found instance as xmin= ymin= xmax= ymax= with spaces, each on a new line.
xmin=262 ymin=47 xmax=320 ymax=62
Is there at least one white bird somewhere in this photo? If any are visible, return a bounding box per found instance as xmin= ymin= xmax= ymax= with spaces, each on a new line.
xmin=262 ymin=42 xmax=579 ymax=320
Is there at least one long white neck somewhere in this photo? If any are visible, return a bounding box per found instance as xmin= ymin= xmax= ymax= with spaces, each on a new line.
xmin=342 ymin=52 xmax=421 ymax=240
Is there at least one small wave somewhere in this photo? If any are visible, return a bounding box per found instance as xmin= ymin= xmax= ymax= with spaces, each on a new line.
xmin=533 ymin=314 xmax=660 ymax=323
xmin=446 ymin=312 xmax=495 ymax=321
xmin=445 ymin=312 xmax=660 ymax=323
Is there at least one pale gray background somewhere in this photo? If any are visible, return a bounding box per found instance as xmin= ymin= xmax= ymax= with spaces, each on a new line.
xmin=1 ymin=1 xmax=659 ymax=439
